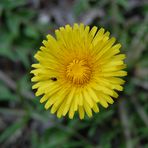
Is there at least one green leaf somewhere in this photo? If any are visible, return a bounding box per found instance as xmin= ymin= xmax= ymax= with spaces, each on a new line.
xmin=138 ymin=127 xmax=148 ymax=138
xmin=18 ymin=74 xmax=31 ymax=92
xmin=0 ymin=120 xmax=24 ymax=143
xmin=15 ymin=48 xmax=30 ymax=68
xmin=138 ymin=52 xmax=148 ymax=67
xmin=117 ymin=0 xmax=128 ymax=9
xmin=17 ymin=8 xmax=36 ymax=22
xmin=0 ymin=0 xmax=27 ymax=9
xmin=124 ymin=78 xmax=135 ymax=95
xmin=93 ymin=108 xmax=114 ymax=125
xmin=100 ymin=129 xmax=118 ymax=148
xmin=0 ymin=28 xmax=16 ymax=61
xmin=31 ymin=131 xmax=40 ymax=148
xmin=64 ymin=141 xmax=87 ymax=148
xmin=39 ymin=129 xmax=69 ymax=148
xmin=5 ymin=11 xmax=21 ymax=36
xmin=0 ymin=84 xmax=17 ymax=101
xmin=24 ymin=25 xmax=39 ymax=39
xmin=73 ymin=0 xmax=90 ymax=16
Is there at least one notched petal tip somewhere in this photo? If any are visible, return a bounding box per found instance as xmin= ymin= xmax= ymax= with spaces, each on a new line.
xmin=122 ymin=71 xmax=128 ymax=76
xmin=35 ymin=90 xmax=43 ymax=97
xmin=30 ymin=70 xmax=33 ymax=74
xmin=45 ymin=102 xmax=51 ymax=110
xmin=57 ymin=112 xmax=62 ymax=118
xmin=102 ymin=102 xmax=109 ymax=108
xmin=40 ymin=95 xmax=47 ymax=103
xmin=59 ymin=27 xmax=65 ymax=31
xmin=80 ymin=22 xmax=84 ymax=27
xmin=65 ymin=24 xmax=72 ymax=29
xmin=73 ymin=23 xmax=79 ymax=27
xmin=44 ymin=106 xmax=49 ymax=110
xmin=99 ymin=27 xmax=105 ymax=32
xmin=117 ymin=43 xmax=122 ymax=48
xmin=31 ymin=63 xmax=40 ymax=68
xmin=31 ymin=77 xmax=39 ymax=82
xmin=31 ymin=77 xmax=35 ymax=82
xmin=32 ymin=83 xmax=39 ymax=89
xmin=104 ymin=31 xmax=110 ymax=37
xmin=109 ymin=100 xmax=114 ymax=104
xmin=69 ymin=115 xmax=74 ymax=119
xmin=92 ymin=104 xmax=100 ymax=113
xmin=112 ymin=91 xmax=119 ymax=98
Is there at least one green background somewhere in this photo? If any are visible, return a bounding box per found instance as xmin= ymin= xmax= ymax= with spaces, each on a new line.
xmin=0 ymin=0 xmax=148 ymax=147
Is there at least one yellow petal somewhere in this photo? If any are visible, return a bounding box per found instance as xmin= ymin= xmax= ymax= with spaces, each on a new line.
xmin=84 ymin=101 xmax=92 ymax=117
xmin=87 ymin=87 xmax=99 ymax=103
xmin=62 ymin=87 xmax=76 ymax=116
xmin=92 ymin=103 xmax=99 ymax=113
xmin=83 ymin=89 xmax=94 ymax=108
xmin=78 ymin=106 xmax=85 ymax=119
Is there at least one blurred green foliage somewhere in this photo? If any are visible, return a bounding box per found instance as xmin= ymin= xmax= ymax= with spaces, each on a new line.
xmin=0 ymin=0 xmax=148 ymax=147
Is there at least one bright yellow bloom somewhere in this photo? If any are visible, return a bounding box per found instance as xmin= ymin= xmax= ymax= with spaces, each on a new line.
xmin=31 ymin=23 xmax=127 ymax=119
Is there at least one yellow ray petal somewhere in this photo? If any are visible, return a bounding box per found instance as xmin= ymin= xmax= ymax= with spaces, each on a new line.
xmin=101 ymin=94 xmax=114 ymax=104
xmin=89 ymin=26 xmax=97 ymax=41
xmin=92 ymin=27 xmax=105 ymax=46
xmin=87 ymin=87 xmax=100 ymax=103
xmin=54 ymin=98 xmax=67 ymax=116
xmin=62 ymin=87 xmax=76 ymax=116
xmin=92 ymin=103 xmax=99 ymax=113
xmin=83 ymin=89 xmax=94 ymax=108
xmin=95 ymin=37 xmax=116 ymax=61
xmin=84 ymin=101 xmax=92 ymax=117
xmin=78 ymin=92 xmax=83 ymax=106
xmin=50 ymin=88 xmax=69 ymax=113
xmin=101 ymin=71 xmax=127 ymax=77
xmin=78 ymin=106 xmax=85 ymax=119
xmin=98 ymin=95 xmax=109 ymax=108
xmin=40 ymin=94 xmax=49 ymax=103
xmin=69 ymin=101 xmax=75 ymax=119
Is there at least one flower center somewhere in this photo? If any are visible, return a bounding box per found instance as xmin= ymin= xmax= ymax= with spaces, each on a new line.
xmin=66 ymin=59 xmax=91 ymax=85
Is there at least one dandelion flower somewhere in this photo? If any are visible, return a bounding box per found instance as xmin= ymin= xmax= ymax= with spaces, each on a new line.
xmin=31 ymin=23 xmax=127 ymax=119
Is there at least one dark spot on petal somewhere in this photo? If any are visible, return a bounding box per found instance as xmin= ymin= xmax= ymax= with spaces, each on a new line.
xmin=50 ymin=77 xmax=57 ymax=81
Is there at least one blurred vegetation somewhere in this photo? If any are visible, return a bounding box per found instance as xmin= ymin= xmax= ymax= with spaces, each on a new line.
xmin=0 ymin=0 xmax=148 ymax=147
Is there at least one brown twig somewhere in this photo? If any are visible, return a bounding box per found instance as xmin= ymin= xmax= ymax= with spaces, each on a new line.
xmin=135 ymin=68 xmax=148 ymax=78
xmin=0 ymin=70 xmax=34 ymax=99
xmin=79 ymin=8 xmax=104 ymax=25
xmin=119 ymin=99 xmax=133 ymax=148
xmin=133 ymin=78 xmax=148 ymax=90
xmin=126 ymin=15 xmax=148 ymax=68
xmin=0 ymin=107 xmax=94 ymax=146
xmin=131 ymin=96 xmax=148 ymax=127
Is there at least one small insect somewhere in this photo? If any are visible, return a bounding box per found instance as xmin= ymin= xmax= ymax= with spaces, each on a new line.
xmin=50 ymin=77 xmax=57 ymax=81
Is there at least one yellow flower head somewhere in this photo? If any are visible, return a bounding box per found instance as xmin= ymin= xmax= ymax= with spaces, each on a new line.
xmin=31 ymin=23 xmax=127 ymax=119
